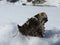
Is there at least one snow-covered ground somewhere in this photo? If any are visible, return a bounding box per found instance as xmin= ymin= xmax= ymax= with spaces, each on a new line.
xmin=0 ymin=2 xmax=60 ymax=45
xmin=0 ymin=23 xmax=60 ymax=45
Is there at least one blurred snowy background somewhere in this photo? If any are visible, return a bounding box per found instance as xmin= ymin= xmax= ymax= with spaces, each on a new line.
xmin=0 ymin=1 xmax=60 ymax=45
xmin=0 ymin=0 xmax=60 ymax=7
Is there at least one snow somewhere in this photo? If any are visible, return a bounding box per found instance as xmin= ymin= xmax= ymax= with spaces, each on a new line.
xmin=0 ymin=1 xmax=60 ymax=45
xmin=0 ymin=23 xmax=60 ymax=45
xmin=44 ymin=0 xmax=60 ymax=6
xmin=0 ymin=23 xmax=18 ymax=45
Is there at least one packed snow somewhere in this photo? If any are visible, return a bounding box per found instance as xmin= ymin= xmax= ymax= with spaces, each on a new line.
xmin=0 ymin=2 xmax=60 ymax=45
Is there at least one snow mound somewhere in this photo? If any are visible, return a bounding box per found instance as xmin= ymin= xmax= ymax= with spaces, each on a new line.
xmin=0 ymin=23 xmax=60 ymax=45
xmin=0 ymin=23 xmax=18 ymax=45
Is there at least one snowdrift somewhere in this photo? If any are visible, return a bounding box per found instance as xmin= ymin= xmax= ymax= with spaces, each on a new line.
xmin=0 ymin=23 xmax=18 ymax=45
xmin=0 ymin=23 xmax=60 ymax=45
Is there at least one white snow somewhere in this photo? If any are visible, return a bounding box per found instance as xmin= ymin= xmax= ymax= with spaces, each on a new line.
xmin=0 ymin=23 xmax=60 ymax=45
xmin=0 ymin=2 xmax=60 ymax=45
xmin=0 ymin=23 xmax=18 ymax=45
xmin=44 ymin=0 xmax=60 ymax=6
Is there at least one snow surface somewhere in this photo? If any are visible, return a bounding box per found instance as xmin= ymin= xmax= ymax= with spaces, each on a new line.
xmin=0 ymin=23 xmax=60 ymax=45
xmin=0 ymin=2 xmax=60 ymax=45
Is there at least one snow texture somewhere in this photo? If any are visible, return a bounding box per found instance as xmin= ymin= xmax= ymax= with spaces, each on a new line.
xmin=0 ymin=23 xmax=60 ymax=45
